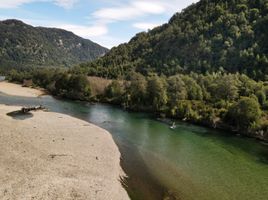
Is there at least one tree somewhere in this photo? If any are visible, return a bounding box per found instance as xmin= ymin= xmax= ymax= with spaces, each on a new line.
xmin=8 ymin=69 xmax=25 ymax=83
xmin=68 ymin=74 xmax=91 ymax=99
xmin=55 ymin=73 xmax=69 ymax=95
xmin=210 ymin=75 xmax=240 ymax=102
xmin=129 ymin=72 xmax=147 ymax=107
xmin=238 ymin=74 xmax=257 ymax=96
xmin=167 ymin=75 xmax=187 ymax=107
xmin=226 ymin=97 xmax=261 ymax=130
xmin=255 ymin=90 xmax=266 ymax=105
xmin=170 ymin=100 xmax=197 ymax=120
xmin=181 ymin=76 xmax=203 ymax=100
xmin=147 ymin=75 xmax=167 ymax=111
xmin=105 ymin=80 xmax=124 ymax=103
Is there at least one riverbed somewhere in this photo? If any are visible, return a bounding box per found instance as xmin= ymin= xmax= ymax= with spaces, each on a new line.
xmin=0 ymin=92 xmax=267 ymax=200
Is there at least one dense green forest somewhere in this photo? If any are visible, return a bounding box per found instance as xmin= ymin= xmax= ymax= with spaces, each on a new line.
xmin=7 ymin=69 xmax=268 ymax=140
xmin=75 ymin=0 xmax=268 ymax=80
xmin=0 ymin=19 xmax=108 ymax=70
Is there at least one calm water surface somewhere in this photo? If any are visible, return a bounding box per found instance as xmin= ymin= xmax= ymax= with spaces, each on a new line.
xmin=0 ymin=93 xmax=267 ymax=200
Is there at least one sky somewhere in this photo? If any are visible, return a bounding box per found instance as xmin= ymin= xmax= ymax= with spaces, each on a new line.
xmin=0 ymin=0 xmax=199 ymax=48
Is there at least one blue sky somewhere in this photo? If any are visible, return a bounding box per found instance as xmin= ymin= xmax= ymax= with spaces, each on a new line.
xmin=0 ymin=0 xmax=198 ymax=48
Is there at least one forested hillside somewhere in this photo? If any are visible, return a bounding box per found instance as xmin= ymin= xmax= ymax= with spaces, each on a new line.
xmin=0 ymin=19 xmax=108 ymax=70
xmin=78 ymin=0 xmax=268 ymax=80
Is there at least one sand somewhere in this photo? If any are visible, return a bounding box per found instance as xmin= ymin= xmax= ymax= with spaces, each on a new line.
xmin=0 ymin=81 xmax=44 ymax=97
xmin=0 ymin=83 xmax=129 ymax=200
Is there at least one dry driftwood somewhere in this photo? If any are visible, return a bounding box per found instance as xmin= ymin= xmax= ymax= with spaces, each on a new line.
xmin=21 ymin=105 xmax=46 ymax=113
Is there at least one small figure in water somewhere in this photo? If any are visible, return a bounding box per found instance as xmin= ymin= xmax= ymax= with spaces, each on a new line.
xmin=170 ymin=122 xmax=176 ymax=129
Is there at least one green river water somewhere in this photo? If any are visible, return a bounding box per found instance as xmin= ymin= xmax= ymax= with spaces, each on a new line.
xmin=0 ymin=93 xmax=267 ymax=200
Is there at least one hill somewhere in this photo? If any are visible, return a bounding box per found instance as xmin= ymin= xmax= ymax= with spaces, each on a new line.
xmin=79 ymin=0 xmax=268 ymax=80
xmin=0 ymin=19 xmax=108 ymax=70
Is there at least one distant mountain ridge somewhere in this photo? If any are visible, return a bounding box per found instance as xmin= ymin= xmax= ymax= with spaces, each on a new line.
xmin=80 ymin=0 xmax=268 ymax=80
xmin=0 ymin=19 xmax=108 ymax=69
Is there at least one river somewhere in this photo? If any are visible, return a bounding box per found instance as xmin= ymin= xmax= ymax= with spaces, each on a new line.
xmin=0 ymin=93 xmax=267 ymax=200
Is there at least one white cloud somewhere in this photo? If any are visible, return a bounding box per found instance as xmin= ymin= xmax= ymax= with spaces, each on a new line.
xmin=92 ymin=0 xmax=199 ymax=23
xmin=92 ymin=1 xmax=165 ymax=23
xmin=93 ymin=7 xmax=138 ymax=22
xmin=90 ymin=35 xmax=127 ymax=49
xmin=132 ymin=1 xmax=165 ymax=14
xmin=54 ymin=0 xmax=78 ymax=9
xmin=0 ymin=0 xmax=36 ymax=8
xmin=133 ymin=22 xmax=161 ymax=31
xmin=0 ymin=0 xmax=78 ymax=9
xmin=58 ymin=24 xmax=108 ymax=37
xmin=160 ymin=0 xmax=199 ymax=14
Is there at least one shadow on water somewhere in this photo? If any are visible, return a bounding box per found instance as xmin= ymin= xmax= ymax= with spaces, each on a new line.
xmin=6 ymin=110 xmax=33 ymax=120
xmin=117 ymin=139 xmax=179 ymax=200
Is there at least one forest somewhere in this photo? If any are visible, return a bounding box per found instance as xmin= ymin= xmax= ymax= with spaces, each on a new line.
xmin=6 ymin=68 xmax=268 ymax=141
xmin=76 ymin=0 xmax=268 ymax=80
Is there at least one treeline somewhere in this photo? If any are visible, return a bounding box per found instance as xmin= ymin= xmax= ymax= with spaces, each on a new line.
xmin=7 ymin=69 xmax=91 ymax=101
xmin=7 ymin=69 xmax=268 ymax=140
xmin=103 ymin=72 xmax=266 ymax=136
xmin=76 ymin=0 xmax=268 ymax=80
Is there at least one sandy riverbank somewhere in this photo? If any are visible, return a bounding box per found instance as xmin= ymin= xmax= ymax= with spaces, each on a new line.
xmin=0 ymin=81 xmax=44 ymax=97
xmin=0 ymin=83 xmax=129 ymax=200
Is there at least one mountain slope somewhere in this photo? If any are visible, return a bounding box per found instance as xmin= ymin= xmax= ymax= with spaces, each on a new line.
xmin=80 ymin=0 xmax=268 ymax=80
xmin=0 ymin=19 xmax=108 ymax=69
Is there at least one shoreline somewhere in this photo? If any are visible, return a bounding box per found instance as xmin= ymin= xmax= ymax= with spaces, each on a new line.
xmin=0 ymin=82 xmax=129 ymax=199
xmin=3 ymin=80 xmax=266 ymax=142
xmin=0 ymin=81 xmax=45 ymax=97
xmin=107 ymin=101 xmax=268 ymax=142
